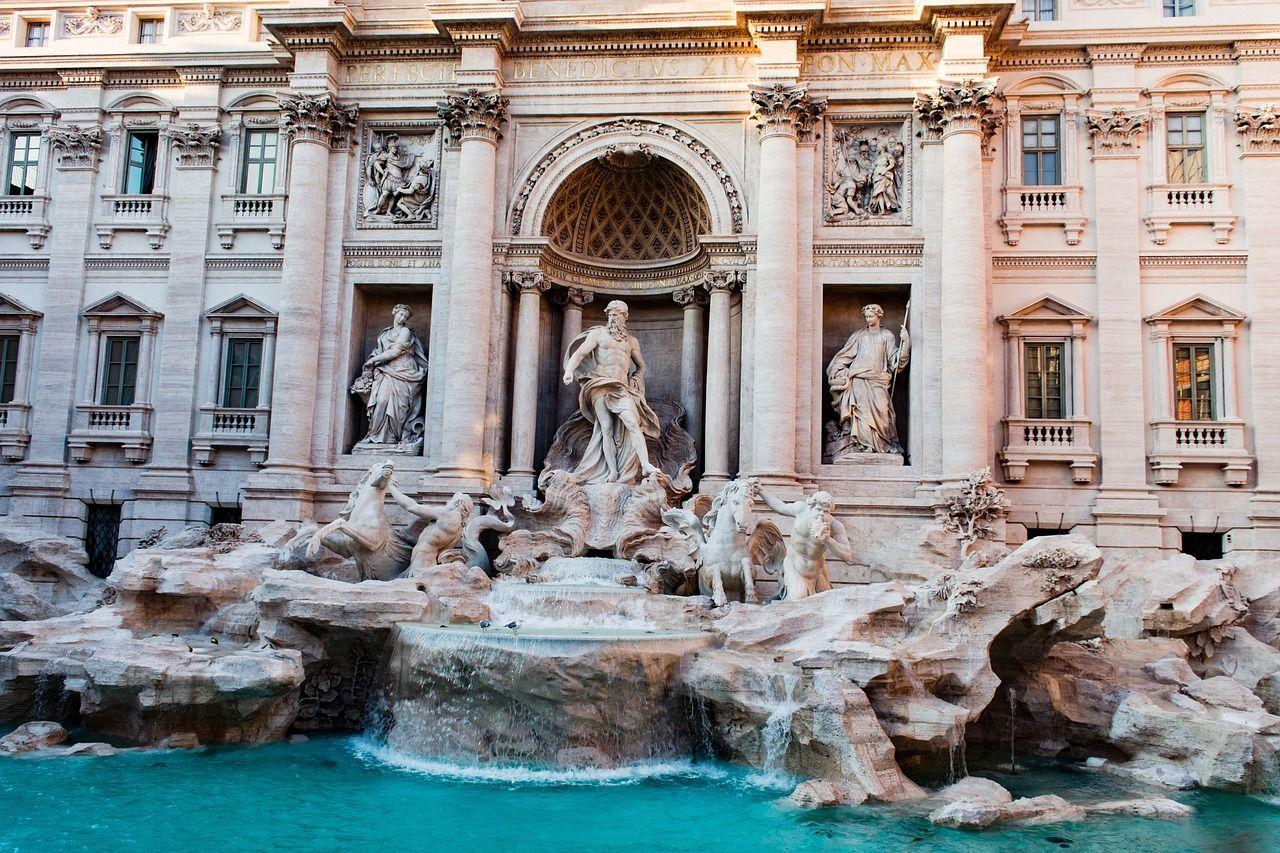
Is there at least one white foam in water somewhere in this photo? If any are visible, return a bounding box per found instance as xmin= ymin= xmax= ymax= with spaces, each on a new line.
xmin=353 ymin=738 xmax=731 ymax=787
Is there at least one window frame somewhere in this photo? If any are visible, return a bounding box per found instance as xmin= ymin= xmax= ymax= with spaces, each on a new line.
xmin=1023 ymin=339 xmax=1068 ymax=420
xmin=238 ymin=129 xmax=279 ymax=195
xmin=122 ymin=130 xmax=160 ymax=195
xmin=99 ymin=334 xmax=141 ymax=407
xmin=24 ymin=21 xmax=51 ymax=48
xmin=0 ymin=334 xmax=20 ymax=405
xmin=221 ymin=336 xmax=264 ymax=409
xmin=1165 ymin=111 xmax=1207 ymax=184
xmin=1022 ymin=0 xmax=1056 ymax=22
xmin=5 ymin=131 xmax=40 ymax=197
xmin=136 ymin=18 xmax=163 ymax=44
xmin=1172 ymin=339 xmax=1218 ymax=422
xmin=1163 ymin=0 xmax=1195 ymax=17
xmin=1020 ymin=114 xmax=1062 ymax=187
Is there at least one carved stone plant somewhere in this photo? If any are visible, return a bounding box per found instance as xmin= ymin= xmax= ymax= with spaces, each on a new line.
xmin=941 ymin=467 xmax=1007 ymax=559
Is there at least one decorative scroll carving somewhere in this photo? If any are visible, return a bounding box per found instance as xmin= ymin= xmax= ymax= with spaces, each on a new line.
xmin=64 ymin=8 xmax=123 ymax=36
xmin=557 ymin=287 xmax=595 ymax=309
xmin=358 ymin=125 xmax=442 ymax=227
xmin=436 ymin=88 xmax=508 ymax=144
xmin=750 ymin=83 xmax=827 ymax=138
xmin=177 ymin=5 xmax=242 ymax=33
xmin=913 ymin=80 xmax=998 ymax=137
xmin=510 ymin=118 xmax=745 ymax=236
xmin=1085 ymin=108 xmax=1149 ymax=152
xmin=46 ymin=124 xmax=103 ymax=169
xmin=672 ymin=284 xmax=705 ymax=307
xmin=165 ymin=123 xmax=222 ymax=168
xmin=824 ymin=115 xmax=910 ymax=225
xmin=277 ymin=93 xmax=358 ymax=149
xmin=1236 ymin=104 xmax=1280 ymax=154
xmin=703 ymin=269 xmax=745 ymax=293
xmin=505 ymin=270 xmax=549 ymax=294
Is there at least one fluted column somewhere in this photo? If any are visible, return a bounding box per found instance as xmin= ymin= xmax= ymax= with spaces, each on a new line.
xmin=673 ymin=284 xmax=707 ymax=452
xmin=505 ymin=271 xmax=549 ymax=484
xmin=556 ymin=287 xmax=592 ymax=425
xmin=436 ymin=89 xmax=507 ymax=486
xmin=915 ymin=81 xmax=996 ymax=481
xmin=259 ymin=93 xmax=356 ymax=480
xmin=748 ymin=83 xmax=825 ymax=482
xmin=703 ymin=270 xmax=743 ymax=483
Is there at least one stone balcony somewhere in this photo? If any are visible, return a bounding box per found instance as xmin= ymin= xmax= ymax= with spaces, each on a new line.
xmin=1148 ymin=419 xmax=1252 ymax=487
xmin=999 ymin=416 xmax=1098 ymax=484
xmin=214 ymin=194 xmax=287 ymax=250
xmin=0 ymin=194 xmax=51 ymax=249
xmin=1144 ymin=183 xmax=1235 ymax=245
xmin=999 ymin=185 xmax=1086 ymax=246
xmin=0 ymin=402 xmax=32 ymax=461
xmin=67 ymin=403 xmax=153 ymax=463
xmin=192 ymin=406 xmax=271 ymax=466
xmin=96 ymin=194 xmax=170 ymax=250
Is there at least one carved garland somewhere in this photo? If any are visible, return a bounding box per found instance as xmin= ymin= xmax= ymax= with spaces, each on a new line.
xmin=510 ymin=118 xmax=745 ymax=236
xmin=64 ymin=8 xmax=123 ymax=36
xmin=1236 ymin=104 xmax=1280 ymax=154
xmin=46 ymin=124 xmax=103 ymax=169
xmin=165 ymin=123 xmax=223 ymax=168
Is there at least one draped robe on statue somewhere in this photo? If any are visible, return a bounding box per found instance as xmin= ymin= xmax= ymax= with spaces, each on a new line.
xmin=565 ymin=330 xmax=661 ymax=484
xmin=363 ymin=325 xmax=429 ymax=446
xmin=826 ymin=326 xmax=908 ymax=454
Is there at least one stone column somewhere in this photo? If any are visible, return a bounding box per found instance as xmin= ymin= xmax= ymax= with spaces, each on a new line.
xmin=248 ymin=93 xmax=356 ymax=517
xmin=505 ymin=270 xmax=549 ymax=486
xmin=1236 ymin=105 xmax=1280 ymax=551
xmin=556 ymin=287 xmax=592 ymax=425
xmin=748 ymin=83 xmax=824 ymax=483
xmin=1085 ymin=107 xmax=1164 ymax=551
xmin=703 ymin=270 xmax=743 ymax=484
xmin=915 ymin=81 xmax=997 ymax=482
xmin=9 ymin=121 xmax=103 ymax=534
xmin=435 ymin=89 xmax=508 ymax=488
xmin=673 ymin=284 xmax=707 ymax=452
xmin=135 ymin=116 xmax=223 ymax=529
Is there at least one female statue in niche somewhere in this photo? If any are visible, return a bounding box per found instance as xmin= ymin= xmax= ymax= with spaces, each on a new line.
xmin=826 ymin=303 xmax=909 ymax=458
xmin=351 ymin=303 xmax=429 ymax=454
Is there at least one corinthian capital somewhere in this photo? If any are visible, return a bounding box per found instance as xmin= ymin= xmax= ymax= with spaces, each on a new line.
xmin=1236 ymin=104 xmax=1280 ymax=155
xmin=1085 ymin=107 xmax=1148 ymax=153
xmin=165 ymin=122 xmax=223 ymax=168
xmin=46 ymin=124 xmax=103 ymax=169
xmin=438 ymin=88 xmax=508 ymax=144
xmin=913 ymin=80 xmax=998 ymax=138
xmin=750 ymin=84 xmax=826 ymax=139
xmin=277 ymin=92 xmax=359 ymax=149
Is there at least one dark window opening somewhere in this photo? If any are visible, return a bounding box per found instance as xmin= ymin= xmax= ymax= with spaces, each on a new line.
xmin=100 ymin=336 xmax=140 ymax=406
xmin=209 ymin=505 xmax=242 ymax=527
xmin=0 ymin=335 xmax=19 ymax=404
xmin=1180 ymin=531 xmax=1224 ymax=561
xmin=222 ymin=337 xmax=262 ymax=408
xmin=1025 ymin=528 xmax=1067 ymax=540
xmin=85 ymin=504 xmax=122 ymax=578
xmin=123 ymin=131 xmax=159 ymax=195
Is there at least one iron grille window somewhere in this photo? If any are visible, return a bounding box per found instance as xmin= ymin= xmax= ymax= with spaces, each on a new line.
xmin=1021 ymin=116 xmax=1060 ymax=186
xmin=137 ymin=18 xmax=162 ymax=44
xmin=222 ymin=337 xmax=262 ymax=408
xmin=1025 ymin=342 xmax=1065 ymax=420
xmin=1174 ymin=343 xmax=1215 ymax=421
xmin=24 ymin=22 xmax=50 ymax=47
xmin=0 ymin=335 xmax=18 ymax=404
xmin=239 ymin=130 xmax=278 ymax=194
xmin=85 ymin=504 xmax=122 ymax=578
xmin=209 ymin=505 xmax=242 ymax=526
xmin=1166 ymin=113 xmax=1206 ymax=183
xmin=123 ymin=131 xmax=159 ymax=195
xmin=1022 ymin=0 xmax=1056 ymax=21
xmin=1164 ymin=0 xmax=1195 ymax=16
xmin=100 ymin=336 xmax=140 ymax=406
xmin=6 ymin=132 xmax=39 ymax=196
xmin=1180 ymin=531 xmax=1223 ymax=561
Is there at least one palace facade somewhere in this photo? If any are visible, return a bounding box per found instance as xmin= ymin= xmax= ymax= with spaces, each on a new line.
xmin=1 ymin=0 xmax=1278 ymax=577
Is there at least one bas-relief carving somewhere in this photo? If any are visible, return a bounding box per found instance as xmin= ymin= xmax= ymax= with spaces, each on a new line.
xmin=825 ymin=303 xmax=910 ymax=461
xmin=350 ymin=304 xmax=429 ymax=455
xmin=358 ymin=126 xmax=443 ymax=227
xmin=824 ymin=116 xmax=910 ymax=226
xmin=177 ymin=5 xmax=242 ymax=33
xmin=64 ymin=8 xmax=123 ymax=36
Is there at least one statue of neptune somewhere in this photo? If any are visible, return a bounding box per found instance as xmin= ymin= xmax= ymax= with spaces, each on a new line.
xmin=561 ymin=300 xmax=661 ymax=484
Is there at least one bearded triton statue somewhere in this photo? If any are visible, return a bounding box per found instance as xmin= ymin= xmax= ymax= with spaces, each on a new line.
xmin=826 ymin=303 xmax=909 ymax=458
xmin=561 ymin=300 xmax=662 ymax=484
xmin=351 ymin=304 xmax=429 ymax=454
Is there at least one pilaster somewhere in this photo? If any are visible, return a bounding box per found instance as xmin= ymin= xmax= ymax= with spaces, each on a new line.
xmin=505 ymin=270 xmax=549 ymax=489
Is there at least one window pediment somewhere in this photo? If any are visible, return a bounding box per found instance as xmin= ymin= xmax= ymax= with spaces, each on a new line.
xmin=82 ymin=291 xmax=162 ymax=321
xmin=1145 ymin=294 xmax=1244 ymax=327
xmin=206 ymin=293 xmax=276 ymax=320
xmin=999 ymin=294 xmax=1092 ymax=326
xmin=0 ymin=293 xmax=43 ymax=321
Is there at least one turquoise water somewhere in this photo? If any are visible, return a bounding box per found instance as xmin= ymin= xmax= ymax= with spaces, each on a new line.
xmin=1 ymin=735 xmax=1278 ymax=853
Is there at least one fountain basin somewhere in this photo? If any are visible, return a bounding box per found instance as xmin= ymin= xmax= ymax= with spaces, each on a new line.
xmin=380 ymin=622 xmax=718 ymax=767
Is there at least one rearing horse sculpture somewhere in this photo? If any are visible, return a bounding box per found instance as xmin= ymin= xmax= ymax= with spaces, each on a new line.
xmin=305 ymin=459 xmax=413 ymax=581
xmin=661 ymin=478 xmax=785 ymax=606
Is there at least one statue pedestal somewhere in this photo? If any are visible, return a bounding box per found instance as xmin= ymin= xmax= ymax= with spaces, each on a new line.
xmin=831 ymin=451 xmax=904 ymax=466
xmin=351 ymin=438 xmax=424 ymax=456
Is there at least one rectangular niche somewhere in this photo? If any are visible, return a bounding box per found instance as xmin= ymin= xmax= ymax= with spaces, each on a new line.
xmin=356 ymin=121 xmax=445 ymax=229
xmin=822 ymin=113 xmax=912 ymax=227
xmin=345 ymin=284 xmax=433 ymax=454
xmin=821 ymin=283 xmax=912 ymax=465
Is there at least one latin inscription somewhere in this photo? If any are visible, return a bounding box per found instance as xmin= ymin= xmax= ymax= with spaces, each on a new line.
xmin=343 ymin=61 xmax=458 ymax=86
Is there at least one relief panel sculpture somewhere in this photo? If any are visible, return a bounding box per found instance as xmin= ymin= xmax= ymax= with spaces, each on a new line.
xmin=823 ymin=115 xmax=911 ymax=226
xmin=357 ymin=123 xmax=443 ymax=228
